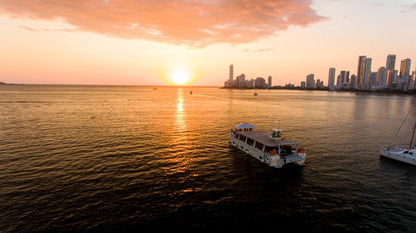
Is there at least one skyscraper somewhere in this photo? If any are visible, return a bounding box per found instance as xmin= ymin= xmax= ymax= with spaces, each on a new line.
xmin=369 ymin=72 xmax=377 ymax=90
xmin=340 ymin=71 xmax=350 ymax=84
xmin=255 ymin=77 xmax=267 ymax=88
xmin=387 ymin=69 xmax=397 ymax=86
xmin=229 ymin=64 xmax=234 ymax=82
xmin=400 ymin=58 xmax=411 ymax=77
xmin=306 ymin=74 xmax=315 ymax=88
xmin=363 ymin=58 xmax=372 ymax=89
xmin=386 ymin=54 xmax=396 ymax=71
xmin=357 ymin=56 xmax=366 ymax=88
xmin=351 ymin=74 xmax=357 ymax=89
xmin=268 ymin=76 xmax=272 ymax=88
xmin=328 ymin=67 xmax=335 ymax=90
xmin=236 ymin=74 xmax=245 ymax=88
xmin=377 ymin=67 xmax=387 ymax=86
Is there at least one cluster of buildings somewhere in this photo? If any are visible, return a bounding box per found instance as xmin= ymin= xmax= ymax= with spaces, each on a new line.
xmin=304 ymin=54 xmax=416 ymax=91
xmin=302 ymin=74 xmax=325 ymax=89
xmin=224 ymin=65 xmax=272 ymax=89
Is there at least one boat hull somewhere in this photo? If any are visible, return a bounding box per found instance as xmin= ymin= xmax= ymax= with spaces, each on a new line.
xmin=230 ymin=135 xmax=305 ymax=168
xmin=380 ymin=148 xmax=416 ymax=166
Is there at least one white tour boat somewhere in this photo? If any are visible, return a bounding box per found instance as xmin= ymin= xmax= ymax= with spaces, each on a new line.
xmin=230 ymin=123 xmax=306 ymax=168
xmin=380 ymin=119 xmax=416 ymax=166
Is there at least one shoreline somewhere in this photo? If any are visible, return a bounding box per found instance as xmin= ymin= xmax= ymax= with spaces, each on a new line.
xmin=2 ymin=82 xmax=415 ymax=94
xmin=221 ymin=86 xmax=416 ymax=95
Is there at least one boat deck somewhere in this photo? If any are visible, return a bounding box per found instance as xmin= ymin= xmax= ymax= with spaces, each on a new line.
xmin=236 ymin=130 xmax=299 ymax=147
xmin=386 ymin=147 xmax=406 ymax=153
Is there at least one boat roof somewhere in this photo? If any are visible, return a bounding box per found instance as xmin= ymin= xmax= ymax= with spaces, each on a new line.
xmin=235 ymin=123 xmax=257 ymax=130
xmin=238 ymin=130 xmax=300 ymax=147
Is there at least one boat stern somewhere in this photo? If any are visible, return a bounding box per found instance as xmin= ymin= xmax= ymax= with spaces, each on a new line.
xmin=296 ymin=151 xmax=306 ymax=166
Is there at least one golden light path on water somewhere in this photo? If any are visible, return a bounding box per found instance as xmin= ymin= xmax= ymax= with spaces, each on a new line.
xmin=163 ymin=87 xmax=193 ymax=177
xmin=176 ymin=88 xmax=186 ymax=131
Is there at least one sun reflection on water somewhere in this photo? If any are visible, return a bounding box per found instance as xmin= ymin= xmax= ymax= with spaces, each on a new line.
xmin=159 ymin=88 xmax=192 ymax=176
xmin=175 ymin=88 xmax=186 ymax=131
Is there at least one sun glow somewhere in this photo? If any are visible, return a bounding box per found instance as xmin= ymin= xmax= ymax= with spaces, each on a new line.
xmin=170 ymin=69 xmax=191 ymax=85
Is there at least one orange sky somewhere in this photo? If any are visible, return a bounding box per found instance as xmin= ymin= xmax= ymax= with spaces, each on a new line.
xmin=0 ymin=0 xmax=415 ymax=86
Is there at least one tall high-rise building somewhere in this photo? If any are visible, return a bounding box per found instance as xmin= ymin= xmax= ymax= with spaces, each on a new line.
xmin=369 ymin=72 xmax=377 ymax=89
xmin=268 ymin=76 xmax=272 ymax=88
xmin=377 ymin=67 xmax=387 ymax=86
xmin=414 ymin=67 xmax=416 ymax=85
xmin=386 ymin=54 xmax=396 ymax=71
xmin=306 ymin=74 xmax=315 ymax=88
xmin=340 ymin=71 xmax=350 ymax=83
xmin=328 ymin=67 xmax=336 ymax=89
xmin=236 ymin=74 xmax=245 ymax=88
xmin=336 ymin=74 xmax=342 ymax=88
xmin=255 ymin=77 xmax=267 ymax=88
xmin=357 ymin=56 xmax=366 ymax=87
xmin=229 ymin=64 xmax=234 ymax=82
xmin=351 ymin=74 xmax=357 ymax=89
xmin=363 ymin=58 xmax=372 ymax=89
xmin=400 ymin=58 xmax=411 ymax=77
xmin=387 ymin=69 xmax=397 ymax=86
xmin=316 ymin=79 xmax=324 ymax=88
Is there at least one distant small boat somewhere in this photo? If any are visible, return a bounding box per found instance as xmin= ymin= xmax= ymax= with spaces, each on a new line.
xmin=380 ymin=115 xmax=416 ymax=166
xmin=190 ymin=91 xmax=192 ymax=95
xmin=230 ymin=123 xmax=306 ymax=168
xmin=152 ymin=87 xmax=157 ymax=90
xmin=254 ymin=92 xmax=258 ymax=96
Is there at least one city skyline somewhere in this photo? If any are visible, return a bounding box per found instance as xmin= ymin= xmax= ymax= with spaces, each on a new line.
xmin=322 ymin=54 xmax=416 ymax=91
xmin=0 ymin=0 xmax=416 ymax=86
xmin=224 ymin=64 xmax=270 ymax=88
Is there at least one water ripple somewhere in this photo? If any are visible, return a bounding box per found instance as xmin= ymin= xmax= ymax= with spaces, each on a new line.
xmin=1 ymin=86 xmax=416 ymax=232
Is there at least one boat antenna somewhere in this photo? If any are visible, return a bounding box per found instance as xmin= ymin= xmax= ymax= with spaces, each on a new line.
xmin=409 ymin=120 xmax=416 ymax=150
xmin=390 ymin=104 xmax=414 ymax=148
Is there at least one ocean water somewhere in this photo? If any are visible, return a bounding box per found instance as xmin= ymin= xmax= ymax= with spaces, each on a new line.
xmin=1 ymin=85 xmax=415 ymax=233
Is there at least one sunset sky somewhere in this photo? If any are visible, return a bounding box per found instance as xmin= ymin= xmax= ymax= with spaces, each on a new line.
xmin=0 ymin=0 xmax=415 ymax=86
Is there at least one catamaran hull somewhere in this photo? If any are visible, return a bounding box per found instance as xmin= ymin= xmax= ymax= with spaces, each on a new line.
xmin=380 ymin=148 xmax=416 ymax=166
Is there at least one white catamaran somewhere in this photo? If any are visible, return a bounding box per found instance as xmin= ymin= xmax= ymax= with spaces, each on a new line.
xmin=380 ymin=119 xmax=416 ymax=166
xmin=230 ymin=123 xmax=306 ymax=168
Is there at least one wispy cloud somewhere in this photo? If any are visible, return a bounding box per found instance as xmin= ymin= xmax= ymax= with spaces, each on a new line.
xmin=19 ymin=25 xmax=78 ymax=32
xmin=372 ymin=3 xmax=384 ymax=7
xmin=401 ymin=3 xmax=416 ymax=12
xmin=19 ymin=25 xmax=39 ymax=32
xmin=0 ymin=0 xmax=326 ymax=47
xmin=243 ymin=48 xmax=275 ymax=53
xmin=42 ymin=28 xmax=79 ymax=32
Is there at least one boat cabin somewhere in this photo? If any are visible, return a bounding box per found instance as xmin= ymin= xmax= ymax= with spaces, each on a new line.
xmin=270 ymin=128 xmax=283 ymax=140
xmin=232 ymin=127 xmax=300 ymax=156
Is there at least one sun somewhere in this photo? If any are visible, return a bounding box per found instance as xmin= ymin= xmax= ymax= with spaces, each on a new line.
xmin=170 ymin=69 xmax=191 ymax=85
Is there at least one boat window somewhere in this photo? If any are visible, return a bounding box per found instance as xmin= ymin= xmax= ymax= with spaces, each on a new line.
xmin=264 ymin=146 xmax=274 ymax=152
xmin=280 ymin=145 xmax=293 ymax=155
xmin=239 ymin=135 xmax=247 ymax=142
xmin=246 ymin=138 xmax=254 ymax=146
xmin=255 ymin=142 xmax=264 ymax=150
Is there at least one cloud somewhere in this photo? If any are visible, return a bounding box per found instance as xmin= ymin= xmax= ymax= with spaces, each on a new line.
xmin=19 ymin=25 xmax=79 ymax=32
xmin=0 ymin=0 xmax=326 ymax=47
xmin=242 ymin=48 xmax=275 ymax=53
xmin=372 ymin=3 xmax=384 ymax=7
xmin=19 ymin=25 xmax=39 ymax=32
xmin=402 ymin=3 xmax=416 ymax=12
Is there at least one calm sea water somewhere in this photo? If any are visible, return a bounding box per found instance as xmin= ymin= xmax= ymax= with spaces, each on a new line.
xmin=1 ymin=85 xmax=416 ymax=233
